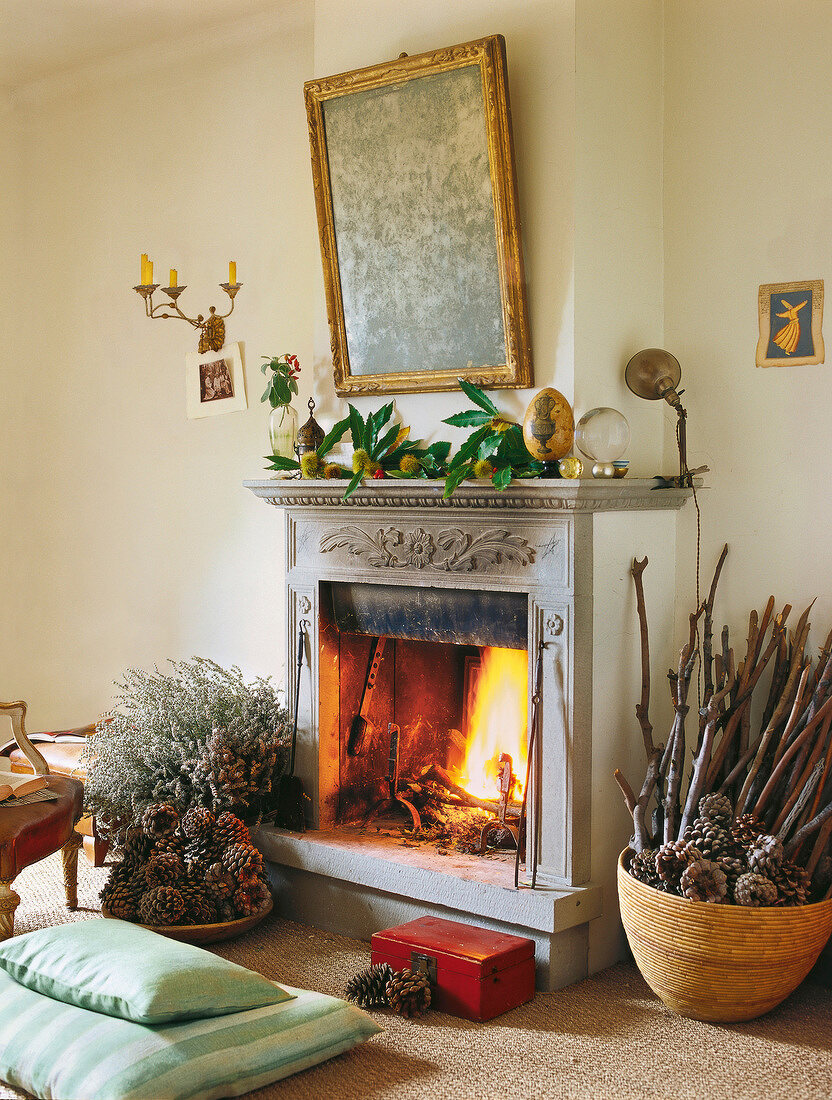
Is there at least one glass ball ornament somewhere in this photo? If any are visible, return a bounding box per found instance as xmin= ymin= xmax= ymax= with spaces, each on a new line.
xmin=575 ymin=407 xmax=630 ymax=478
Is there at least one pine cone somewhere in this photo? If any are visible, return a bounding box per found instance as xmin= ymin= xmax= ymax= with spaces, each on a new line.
xmin=683 ymin=818 xmax=734 ymax=861
xmin=732 ymin=812 xmax=765 ymax=847
xmin=747 ymin=834 xmax=784 ymax=877
xmin=222 ymin=842 xmax=264 ymax=883
xmin=155 ymin=832 xmax=186 ymax=858
xmin=770 ymin=860 xmax=811 ymax=907
xmin=386 ymin=968 xmax=432 ymax=1018
xmin=345 ymin=964 xmax=395 ymax=1009
xmin=141 ymin=803 xmax=180 ymax=839
xmin=698 ymin=793 xmax=733 ymax=828
xmin=629 ymin=849 xmax=662 ymax=889
xmin=101 ymin=871 xmax=144 ymax=919
xmin=734 ymin=872 xmax=778 ymax=907
xmin=121 ymin=825 xmax=154 ymax=865
xmin=144 ymin=850 xmax=185 ymax=888
xmin=177 ymin=882 xmax=217 ymax=924
xmin=139 ymin=885 xmax=186 ymax=925
xmin=716 ymin=854 xmax=747 ymax=901
xmin=181 ymin=806 xmax=216 ymax=840
xmin=214 ymin=811 xmax=251 ymax=849
xmin=233 ymin=879 xmax=271 ymax=917
xmin=205 ymin=861 xmax=236 ymax=900
xmin=184 ymin=838 xmax=217 ymax=876
xmin=680 ymin=858 xmax=728 ymax=903
xmin=655 ymin=841 xmax=697 ymax=894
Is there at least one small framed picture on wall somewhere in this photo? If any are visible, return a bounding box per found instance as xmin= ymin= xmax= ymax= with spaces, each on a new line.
xmin=186 ymin=342 xmax=248 ymax=418
xmin=756 ymin=279 xmax=824 ymax=367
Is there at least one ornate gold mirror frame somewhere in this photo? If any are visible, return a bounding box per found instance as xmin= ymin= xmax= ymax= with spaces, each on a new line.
xmin=305 ymin=35 xmax=532 ymax=396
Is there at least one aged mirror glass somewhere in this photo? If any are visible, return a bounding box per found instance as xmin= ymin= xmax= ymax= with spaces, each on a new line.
xmin=304 ymin=35 xmax=532 ymax=396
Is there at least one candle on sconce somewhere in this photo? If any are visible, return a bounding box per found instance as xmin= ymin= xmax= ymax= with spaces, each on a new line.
xmin=147 ymin=260 xmax=153 ymax=284
xmin=169 ymin=269 xmax=178 ymax=288
xmin=229 ymin=261 xmax=237 ymax=285
xmin=141 ymin=254 xmax=149 ymax=284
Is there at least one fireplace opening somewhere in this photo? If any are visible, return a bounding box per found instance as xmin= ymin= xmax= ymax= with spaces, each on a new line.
xmin=319 ymin=582 xmax=529 ymax=858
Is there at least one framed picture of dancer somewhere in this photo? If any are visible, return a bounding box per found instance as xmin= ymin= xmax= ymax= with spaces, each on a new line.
xmin=756 ymin=279 xmax=824 ymax=367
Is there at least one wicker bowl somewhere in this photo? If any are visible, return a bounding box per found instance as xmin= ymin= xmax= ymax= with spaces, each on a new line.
xmin=102 ymin=896 xmax=272 ymax=945
xmin=618 ymin=849 xmax=832 ymax=1022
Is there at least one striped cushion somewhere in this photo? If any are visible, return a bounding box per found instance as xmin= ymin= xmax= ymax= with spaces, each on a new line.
xmin=0 ymin=969 xmax=381 ymax=1100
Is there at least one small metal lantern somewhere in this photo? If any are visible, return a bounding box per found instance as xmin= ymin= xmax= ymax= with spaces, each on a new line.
xmin=296 ymin=397 xmax=325 ymax=456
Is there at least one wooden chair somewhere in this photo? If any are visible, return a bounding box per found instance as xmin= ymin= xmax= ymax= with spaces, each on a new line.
xmin=0 ymin=701 xmax=84 ymax=940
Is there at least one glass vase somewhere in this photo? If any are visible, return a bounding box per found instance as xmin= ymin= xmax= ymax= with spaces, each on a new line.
xmin=269 ymin=403 xmax=299 ymax=460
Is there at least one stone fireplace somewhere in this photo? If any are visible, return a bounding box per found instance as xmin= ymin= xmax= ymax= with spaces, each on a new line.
xmin=244 ymin=477 xmax=689 ymax=988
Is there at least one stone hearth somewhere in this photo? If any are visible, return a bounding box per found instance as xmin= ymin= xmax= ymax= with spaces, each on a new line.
xmin=244 ymin=477 xmax=690 ymax=988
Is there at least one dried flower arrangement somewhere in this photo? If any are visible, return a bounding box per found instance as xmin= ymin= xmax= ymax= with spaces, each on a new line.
xmin=87 ymin=659 xmax=289 ymax=930
xmin=83 ymin=657 xmax=291 ymax=830
xmin=617 ymin=548 xmax=832 ymax=906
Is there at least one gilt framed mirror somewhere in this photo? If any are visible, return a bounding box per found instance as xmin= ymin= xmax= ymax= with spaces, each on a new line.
xmin=304 ymin=35 xmax=532 ymax=396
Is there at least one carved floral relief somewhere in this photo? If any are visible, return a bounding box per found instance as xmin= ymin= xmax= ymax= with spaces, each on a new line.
xmin=319 ymin=525 xmax=535 ymax=573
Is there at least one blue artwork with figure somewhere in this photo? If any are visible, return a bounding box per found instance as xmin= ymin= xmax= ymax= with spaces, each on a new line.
xmin=767 ymin=289 xmax=814 ymax=359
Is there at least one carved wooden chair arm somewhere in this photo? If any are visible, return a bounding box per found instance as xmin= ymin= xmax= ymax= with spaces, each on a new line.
xmin=0 ymin=701 xmax=48 ymax=776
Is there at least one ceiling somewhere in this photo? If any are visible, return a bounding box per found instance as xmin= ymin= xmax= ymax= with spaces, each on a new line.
xmin=0 ymin=0 xmax=281 ymax=90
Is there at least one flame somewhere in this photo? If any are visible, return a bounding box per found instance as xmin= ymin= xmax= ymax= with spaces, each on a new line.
xmin=455 ymin=646 xmax=528 ymax=800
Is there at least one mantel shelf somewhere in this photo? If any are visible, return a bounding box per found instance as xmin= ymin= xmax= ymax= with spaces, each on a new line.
xmin=243 ymin=476 xmax=697 ymax=512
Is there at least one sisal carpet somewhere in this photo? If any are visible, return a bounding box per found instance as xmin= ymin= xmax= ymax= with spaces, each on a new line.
xmin=1 ymin=855 xmax=832 ymax=1100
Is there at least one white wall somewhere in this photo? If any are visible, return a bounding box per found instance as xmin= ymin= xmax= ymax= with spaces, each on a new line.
xmin=2 ymin=4 xmax=317 ymax=727
xmin=664 ymin=0 xmax=832 ymax=645
xmin=575 ymin=0 xmax=666 ymax=476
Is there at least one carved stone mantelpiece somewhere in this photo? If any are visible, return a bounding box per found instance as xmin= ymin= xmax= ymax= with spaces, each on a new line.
xmin=245 ymin=474 xmax=690 ymax=990
xmin=244 ymin=477 xmax=693 ymax=512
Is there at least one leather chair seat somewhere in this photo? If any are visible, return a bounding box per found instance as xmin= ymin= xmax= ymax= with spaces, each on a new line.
xmin=8 ymin=743 xmax=87 ymax=779
xmin=0 ymin=776 xmax=84 ymax=881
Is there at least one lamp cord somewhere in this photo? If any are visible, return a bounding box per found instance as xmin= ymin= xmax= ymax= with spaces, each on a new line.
xmin=678 ymin=413 xmax=703 ymax=705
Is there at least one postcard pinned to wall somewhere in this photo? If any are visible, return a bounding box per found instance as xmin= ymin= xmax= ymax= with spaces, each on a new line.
xmin=757 ymin=279 xmax=824 ymax=367
xmin=186 ymin=341 xmax=247 ymax=418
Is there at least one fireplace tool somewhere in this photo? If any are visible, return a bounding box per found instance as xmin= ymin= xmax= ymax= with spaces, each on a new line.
xmin=347 ymin=636 xmax=387 ymax=756
xmin=274 ymin=620 xmax=310 ymax=832
xmin=515 ymin=641 xmax=545 ymax=889
xmin=363 ymin=722 xmax=423 ymax=832
xmin=477 ymin=753 xmax=521 ymax=854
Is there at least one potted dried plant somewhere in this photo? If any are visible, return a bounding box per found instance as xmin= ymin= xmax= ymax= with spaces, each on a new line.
xmin=615 ymin=549 xmax=832 ymax=1021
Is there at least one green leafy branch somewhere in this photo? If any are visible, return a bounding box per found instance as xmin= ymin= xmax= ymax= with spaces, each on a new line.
xmin=442 ymin=379 xmax=542 ymax=499
xmin=260 ymin=354 xmax=300 ymax=408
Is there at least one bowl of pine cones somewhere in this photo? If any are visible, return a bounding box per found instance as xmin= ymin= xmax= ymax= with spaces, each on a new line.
xmin=101 ymin=803 xmax=274 ymax=944
xmin=618 ymin=796 xmax=832 ymax=1022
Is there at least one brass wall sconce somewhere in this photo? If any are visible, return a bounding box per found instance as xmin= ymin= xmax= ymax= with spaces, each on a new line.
xmin=133 ymin=255 xmax=242 ymax=352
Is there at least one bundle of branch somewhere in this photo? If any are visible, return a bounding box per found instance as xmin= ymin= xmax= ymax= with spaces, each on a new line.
xmin=615 ymin=547 xmax=832 ymax=906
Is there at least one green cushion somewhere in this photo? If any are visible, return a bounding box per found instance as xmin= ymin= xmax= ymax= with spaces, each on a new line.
xmin=0 ymin=968 xmax=380 ymax=1100
xmin=0 ymin=919 xmax=292 ymax=1023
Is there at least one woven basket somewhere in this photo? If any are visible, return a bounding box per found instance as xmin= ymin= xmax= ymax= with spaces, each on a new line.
xmin=618 ymin=849 xmax=832 ymax=1021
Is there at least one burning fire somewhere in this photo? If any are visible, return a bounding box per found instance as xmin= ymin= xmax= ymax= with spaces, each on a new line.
xmin=455 ymin=646 xmax=528 ymax=801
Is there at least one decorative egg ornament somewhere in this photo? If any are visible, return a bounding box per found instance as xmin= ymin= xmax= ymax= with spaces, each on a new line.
xmin=522 ymin=388 xmax=575 ymax=476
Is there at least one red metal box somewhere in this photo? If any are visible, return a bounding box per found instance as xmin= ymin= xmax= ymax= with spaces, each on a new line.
xmin=371 ymin=915 xmax=535 ymax=1021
